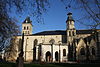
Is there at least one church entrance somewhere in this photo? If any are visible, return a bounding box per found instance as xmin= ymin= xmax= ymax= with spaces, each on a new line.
xmin=46 ymin=51 xmax=51 ymax=62
xmin=55 ymin=51 xmax=59 ymax=61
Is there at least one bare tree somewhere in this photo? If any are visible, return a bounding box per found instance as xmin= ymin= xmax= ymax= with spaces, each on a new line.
xmin=0 ymin=0 xmax=49 ymax=51
xmin=61 ymin=0 xmax=100 ymax=29
xmin=4 ymin=36 xmax=18 ymax=61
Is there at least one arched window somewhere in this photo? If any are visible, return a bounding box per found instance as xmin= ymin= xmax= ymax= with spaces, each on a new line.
xmin=24 ymin=26 xmax=26 ymax=30
xmin=72 ymin=31 xmax=74 ymax=36
xmin=34 ymin=39 xmax=38 ymax=47
xmin=92 ymin=47 xmax=95 ymax=55
xmin=80 ymin=48 xmax=85 ymax=55
xmin=63 ymin=49 xmax=66 ymax=56
xmin=69 ymin=31 xmax=71 ymax=36
xmin=27 ymin=26 xmax=28 ymax=30
xmin=33 ymin=39 xmax=38 ymax=61
xmin=49 ymin=39 xmax=55 ymax=44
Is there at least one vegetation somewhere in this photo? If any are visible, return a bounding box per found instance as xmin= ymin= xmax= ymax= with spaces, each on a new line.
xmin=0 ymin=0 xmax=49 ymax=51
xmin=0 ymin=62 xmax=15 ymax=67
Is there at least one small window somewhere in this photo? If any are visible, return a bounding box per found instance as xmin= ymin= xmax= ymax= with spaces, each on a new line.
xmin=72 ymin=31 xmax=74 ymax=36
xmin=25 ymin=31 xmax=27 ymax=34
xmin=27 ymin=26 xmax=28 ymax=30
xmin=24 ymin=27 xmax=26 ymax=30
xmin=49 ymin=39 xmax=55 ymax=44
xmin=63 ymin=49 xmax=66 ymax=56
xmin=34 ymin=39 xmax=38 ymax=47
xmin=69 ymin=31 xmax=71 ymax=36
xmin=28 ymin=31 xmax=29 ymax=34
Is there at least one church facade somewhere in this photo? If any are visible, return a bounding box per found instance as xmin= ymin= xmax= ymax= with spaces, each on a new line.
xmin=5 ymin=13 xmax=100 ymax=63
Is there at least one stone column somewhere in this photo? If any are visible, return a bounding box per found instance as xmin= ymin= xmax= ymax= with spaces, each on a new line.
xmin=59 ymin=43 xmax=61 ymax=63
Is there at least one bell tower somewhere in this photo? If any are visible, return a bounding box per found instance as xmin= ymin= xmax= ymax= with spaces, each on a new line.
xmin=66 ymin=12 xmax=76 ymax=61
xmin=22 ymin=17 xmax=33 ymax=35
xmin=66 ymin=12 xmax=76 ymax=44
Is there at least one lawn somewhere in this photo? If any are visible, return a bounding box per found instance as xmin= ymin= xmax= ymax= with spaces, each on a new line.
xmin=0 ymin=62 xmax=99 ymax=67
xmin=0 ymin=62 xmax=15 ymax=67
xmin=0 ymin=62 xmax=60 ymax=67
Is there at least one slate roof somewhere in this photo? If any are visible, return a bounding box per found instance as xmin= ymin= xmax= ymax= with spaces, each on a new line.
xmin=23 ymin=17 xmax=32 ymax=24
xmin=33 ymin=29 xmax=95 ymax=35
xmin=76 ymin=30 xmax=94 ymax=34
xmin=33 ymin=30 xmax=66 ymax=35
xmin=66 ymin=12 xmax=75 ymax=22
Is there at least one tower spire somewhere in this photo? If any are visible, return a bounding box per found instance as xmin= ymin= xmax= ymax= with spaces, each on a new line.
xmin=67 ymin=12 xmax=74 ymax=22
xmin=66 ymin=12 xmax=75 ymax=30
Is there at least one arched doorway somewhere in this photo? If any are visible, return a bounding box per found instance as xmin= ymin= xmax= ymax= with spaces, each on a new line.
xmin=80 ymin=47 xmax=85 ymax=55
xmin=55 ymin=51 xmax=59 ymax=61
xmin=46 ymin=51 xmax=51 ymax=62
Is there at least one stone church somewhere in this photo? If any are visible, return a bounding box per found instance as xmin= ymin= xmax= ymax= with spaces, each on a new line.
xmin=5 ymin=13 xmax=100 ymax=62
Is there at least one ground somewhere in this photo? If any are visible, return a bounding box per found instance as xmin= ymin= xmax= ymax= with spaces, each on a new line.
xmin=0 ymin=62 xmax=100 ymax=67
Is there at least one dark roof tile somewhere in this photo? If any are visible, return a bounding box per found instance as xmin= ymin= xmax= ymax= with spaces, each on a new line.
xmin=23 ymin=17 xmax=32 ymax=24
xmin=33 ymin=30 xmax=95 ymax=35
xmin=76 ymin=30 xmax=94 ymax=34
xmin=33 ymin=30 xmax=66 ymax=35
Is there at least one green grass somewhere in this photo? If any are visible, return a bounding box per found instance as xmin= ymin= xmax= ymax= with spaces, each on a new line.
xmin=0 ymin=62 xmax=15 ymax=67
xmin=0 ymin=62 xmax=62 ymax=67
xmin=0 ymin=62 xmax=100 ymax=67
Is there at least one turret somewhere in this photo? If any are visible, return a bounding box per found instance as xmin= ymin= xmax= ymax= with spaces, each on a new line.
xmin=66 ymin=12 xmax=76 ymax=44
xmin=66 ymin=12 xmax=76 ymax=61
xmin=22 ymin=17 xmax=33 ymax=35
